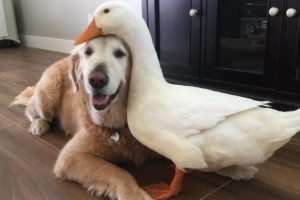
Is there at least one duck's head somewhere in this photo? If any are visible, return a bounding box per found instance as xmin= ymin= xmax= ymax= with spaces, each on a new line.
xmin=75 ymin=1 xmax=137 ymax=45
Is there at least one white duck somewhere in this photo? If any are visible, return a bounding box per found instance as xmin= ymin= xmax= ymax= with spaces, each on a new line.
xmin=75 ymin=2 xmax=300 ymax=199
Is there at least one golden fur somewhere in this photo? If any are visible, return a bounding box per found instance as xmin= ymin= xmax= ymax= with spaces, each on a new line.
xmin=12 ymin=36 xmax=157 ymax=200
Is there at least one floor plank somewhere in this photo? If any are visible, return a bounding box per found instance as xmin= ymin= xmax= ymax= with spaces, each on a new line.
xmin=0 ymin=126 xmax=99 ymax=200
xmin=0 ymin=47 xmax=66 ymax=70
xmin=203 ymin=179 xmax=300 ymax=200
xmin=0 ymin=68 xmax=42 ymax=86
xmin=256 ymin=144 xmax=300 ymax=196
xmin=0 ymin=113 xmax=14 ymax=130
xmin=0 ymin=77 xmax=24 ymax=108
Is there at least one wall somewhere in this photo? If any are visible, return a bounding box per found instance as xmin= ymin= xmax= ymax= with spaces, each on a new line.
xmin=13 ymin=0 xmax=142 ymax=53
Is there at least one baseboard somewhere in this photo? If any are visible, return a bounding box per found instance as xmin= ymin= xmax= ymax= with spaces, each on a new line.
xmin=20 ymin=34 xmax=74 ymax=53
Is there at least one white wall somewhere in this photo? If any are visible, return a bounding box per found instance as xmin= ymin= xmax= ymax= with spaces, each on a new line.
xmin=13 ymin=0 xmax=142 ymax=52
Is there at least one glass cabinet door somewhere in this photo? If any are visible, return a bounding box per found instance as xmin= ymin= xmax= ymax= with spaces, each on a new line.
xmin=203 ymin=0 xmax=284 ymax=88
xmin=218 ymin=0 xmax=267 ymax=73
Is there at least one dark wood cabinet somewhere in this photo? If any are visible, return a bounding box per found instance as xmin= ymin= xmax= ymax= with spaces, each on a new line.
xmin=143 ymin=0 xmax=201 ymax=81
xmin=143 ymin=0 xmax=300 ymax=105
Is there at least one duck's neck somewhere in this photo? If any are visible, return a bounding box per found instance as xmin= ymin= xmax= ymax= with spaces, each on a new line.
xmin=123 ymin=19 xmax=166 ymax=93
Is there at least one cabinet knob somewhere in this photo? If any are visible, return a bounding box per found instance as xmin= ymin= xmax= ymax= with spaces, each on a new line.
xmin=269 ymin=7 xmax=280 ymax=17
xmin=189 ymin=9 xmax=198 ymax=17
xmin=286 ymin=8 xmax=297 ymax=18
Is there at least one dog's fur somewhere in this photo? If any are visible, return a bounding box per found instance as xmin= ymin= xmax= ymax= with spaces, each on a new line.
xmin=12 ymin=36 xmax=157 ymax=200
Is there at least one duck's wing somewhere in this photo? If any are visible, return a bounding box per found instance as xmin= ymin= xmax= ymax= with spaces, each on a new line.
xmin=151 ymin=85 xmax=270 ymax=136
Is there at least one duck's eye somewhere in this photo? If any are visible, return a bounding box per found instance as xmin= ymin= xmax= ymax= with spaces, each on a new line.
xmin=84 ymin=47 xmax=93 ymax=56
xmin=114 ymin=49 xmax=125 ymax=58
xmin=104 ymin=8 xmax=110 ymax=14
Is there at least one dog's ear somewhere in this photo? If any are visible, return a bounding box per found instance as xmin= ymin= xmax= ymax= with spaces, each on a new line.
xmin=70 ymin=53 xmax=81 ymax=93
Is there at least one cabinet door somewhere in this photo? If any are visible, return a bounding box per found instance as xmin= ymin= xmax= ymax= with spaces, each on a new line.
xmin=202 ymin=0 xmax=283 ymax=88
xmin=143 ymin=0 xmax=201 ymax=81
xmin=279 ymin=0 xmax=300 ymax=94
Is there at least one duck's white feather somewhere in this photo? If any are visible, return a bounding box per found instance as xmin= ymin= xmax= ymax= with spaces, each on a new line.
xmin=143 ymin=84 xmax=270 ymax=137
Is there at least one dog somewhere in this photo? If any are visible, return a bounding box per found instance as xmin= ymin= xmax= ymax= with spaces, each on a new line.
xmin=12 ymin=35 xmax=157 ymax=200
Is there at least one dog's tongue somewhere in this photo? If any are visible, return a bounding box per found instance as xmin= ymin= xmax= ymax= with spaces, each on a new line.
xmin=92 ymin=94 xmax=109 ymax=107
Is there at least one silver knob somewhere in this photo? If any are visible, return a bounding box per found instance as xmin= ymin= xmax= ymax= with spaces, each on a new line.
xmin=189 ymin=9 xmax=198 ymax=17
xmin=269 ymin=7 xmax=279 ymax=16
xmin=286 ymin=8 xmax=297 ymax=18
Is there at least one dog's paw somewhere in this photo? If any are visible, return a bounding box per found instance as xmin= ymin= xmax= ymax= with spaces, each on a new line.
xmin=120 ymin=187 xmax=153 ymax=200
xmin=86 ymin=184 xmax=152 ymax=200
xmin=216 ymin=165 xmax=258 ymax=180
xmin=30 ymin=118 xmax=49 ymax=136
xmin=53 ymin=159 xmax=67 ymax=179
xmin=133 ymin=190 xmax=153 ymax=200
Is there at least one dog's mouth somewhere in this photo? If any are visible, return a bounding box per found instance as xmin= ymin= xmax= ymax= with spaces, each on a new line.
xmin=91 ymin=85 xmax=121 ymax=110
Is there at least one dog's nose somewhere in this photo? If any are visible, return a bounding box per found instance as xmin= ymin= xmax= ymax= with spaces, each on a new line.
xmin=88 ymin=70 xmax=108 ymax=89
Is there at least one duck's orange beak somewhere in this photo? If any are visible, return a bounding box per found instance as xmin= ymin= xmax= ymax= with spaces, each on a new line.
xmin=74 ymin=18 xmax=103 ymax=45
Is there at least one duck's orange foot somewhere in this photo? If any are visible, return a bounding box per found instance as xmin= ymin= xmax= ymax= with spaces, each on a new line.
xmin=143 ymin=182 xmax=181 ymax=200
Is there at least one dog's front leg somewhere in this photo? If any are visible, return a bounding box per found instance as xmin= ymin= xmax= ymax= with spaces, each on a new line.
xmin=53 ymin=131 xmax=152 ymax=200
xmin=25 ymin=66 xmax=64 ymax=136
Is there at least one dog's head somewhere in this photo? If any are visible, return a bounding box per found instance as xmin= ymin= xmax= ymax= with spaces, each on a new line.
xmin=71 ymin=35 xmax=131 ymax=111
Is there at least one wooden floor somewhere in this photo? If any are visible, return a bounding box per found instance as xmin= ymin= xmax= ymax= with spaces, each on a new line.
xmin=0 ymin=47 xmax=299 ymax=200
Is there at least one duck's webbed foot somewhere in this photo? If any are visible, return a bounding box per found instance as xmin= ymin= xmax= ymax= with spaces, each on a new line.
xmin=143 ymin=168 xmax=184 ymax=200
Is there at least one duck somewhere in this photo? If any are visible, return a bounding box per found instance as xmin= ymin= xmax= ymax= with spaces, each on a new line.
xmin=74 ymin=2 xmax=300 ymax=199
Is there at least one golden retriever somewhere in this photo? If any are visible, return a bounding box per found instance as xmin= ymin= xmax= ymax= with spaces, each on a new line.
xmin=12 ymin=35 xmax=157 ymax=200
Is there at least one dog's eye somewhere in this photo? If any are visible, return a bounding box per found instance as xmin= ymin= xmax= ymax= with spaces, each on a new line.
xmin=114 ymin=49 xmax=125 ymax=58
xmin=104 ymin=9 xmax=110 ymax=14
xmin=84 ymin=47 xmax=93 ymax=56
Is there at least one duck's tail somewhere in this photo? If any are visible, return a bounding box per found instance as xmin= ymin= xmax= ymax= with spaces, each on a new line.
xmin=280 ymin=109 xmax=300 ymax=138
xmin=267 ymin=109 xmax=300 ymax=153
xmin=10 ymin=86 xmax=35 ymax=106
xmin=254 ymin=108 xmax=300 ymax=161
